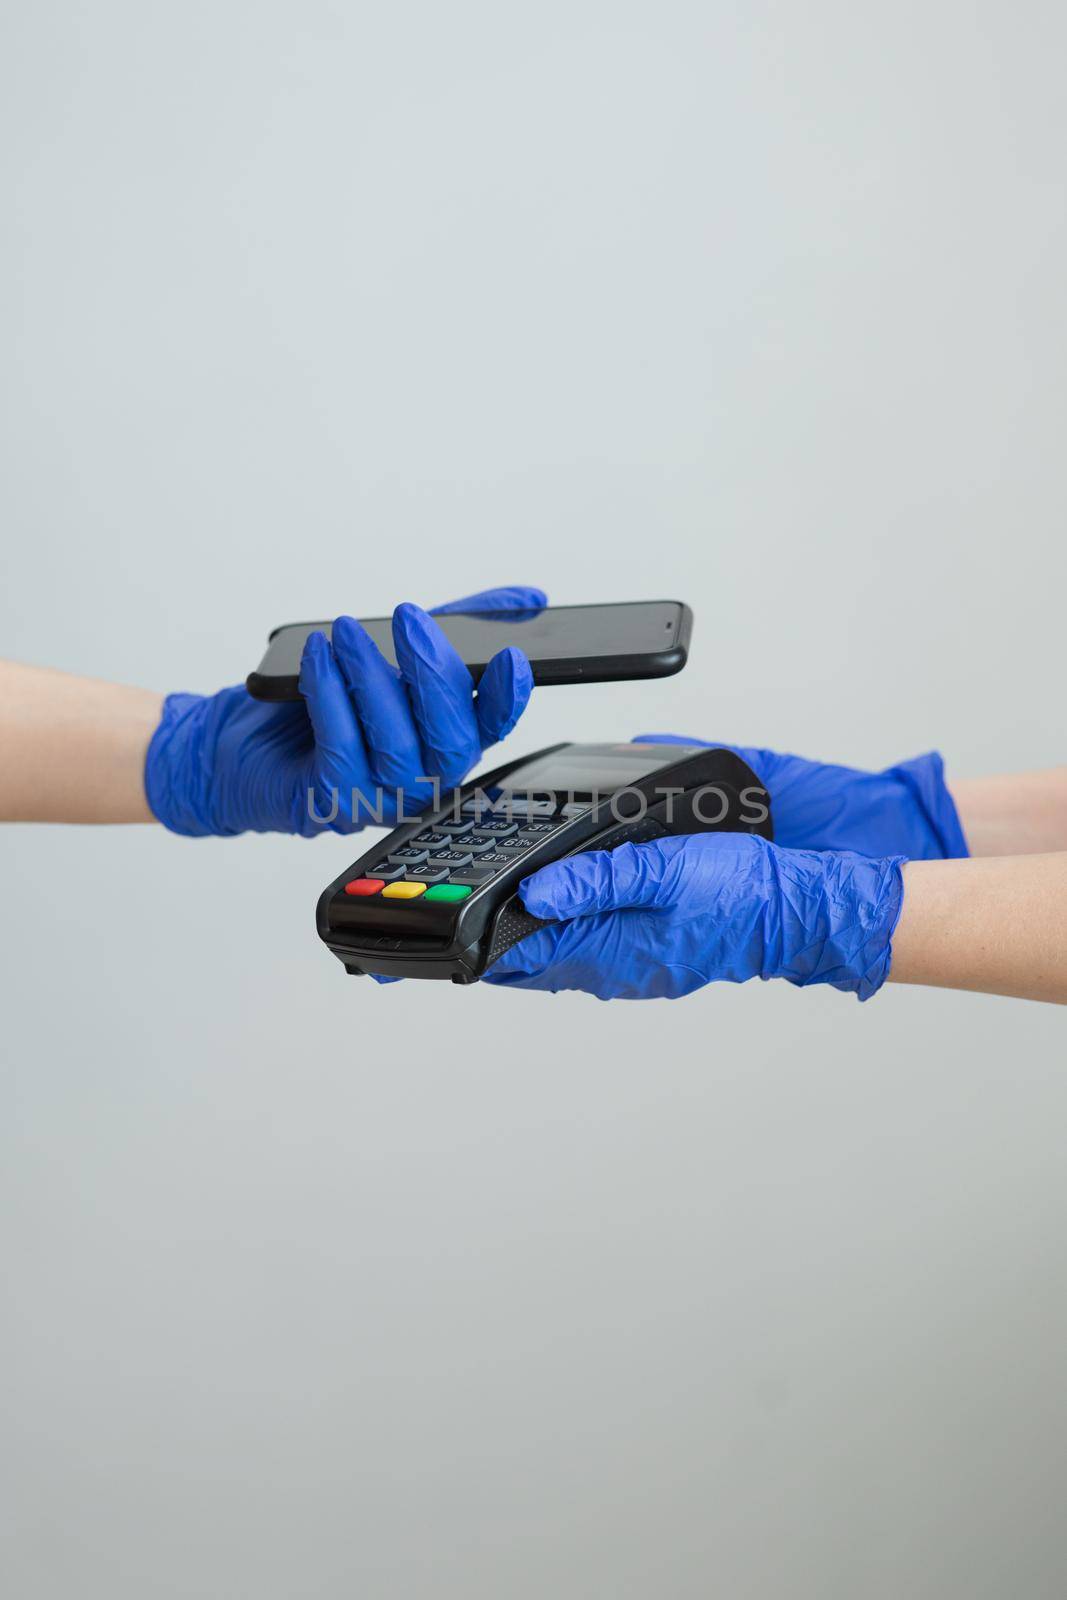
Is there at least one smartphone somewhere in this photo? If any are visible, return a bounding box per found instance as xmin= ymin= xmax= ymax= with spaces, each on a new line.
xmin=246 ymin=599 xmax=692 ymax=701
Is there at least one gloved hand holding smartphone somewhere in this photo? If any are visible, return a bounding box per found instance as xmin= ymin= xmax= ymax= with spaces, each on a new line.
xmin=145 ymin=586 xmax=547 ymax=837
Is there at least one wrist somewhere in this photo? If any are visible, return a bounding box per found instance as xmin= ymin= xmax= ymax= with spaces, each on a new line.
xmin=947 ymin=768 xmax=1067 ymax=857
xmin=145 ymin=692 xmax=225 ymax=836
xmin=767 ymin=843 xmax=908 ymax=1000
xmin=881 ymin=752 xmax=969 ymax=860
xmin=889 ymin=854 xmax=1067 ymax=1003
xmin=0 ymin=661 xmax=162 ymax=824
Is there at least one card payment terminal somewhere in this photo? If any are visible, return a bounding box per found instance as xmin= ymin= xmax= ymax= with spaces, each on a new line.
xmin=317 ymin=742 xmax=773 ymax=983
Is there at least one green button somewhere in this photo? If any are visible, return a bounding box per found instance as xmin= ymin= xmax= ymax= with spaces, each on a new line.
xmin=424 ymin=883 xmax=472 ymax=902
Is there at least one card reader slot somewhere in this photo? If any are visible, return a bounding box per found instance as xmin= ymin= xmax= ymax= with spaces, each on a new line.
xmin=327 ymin=929 xmax=453 ymax=955
xmin=328 ymin=893 xmax=459 ymax=938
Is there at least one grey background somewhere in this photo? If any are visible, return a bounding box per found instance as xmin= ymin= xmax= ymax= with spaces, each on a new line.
xmin=2 ymin=2 xmax=1066 ymax=1596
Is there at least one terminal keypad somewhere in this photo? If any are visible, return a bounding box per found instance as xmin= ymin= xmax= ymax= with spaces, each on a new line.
xmin=348 ymin=803 xmax=569 ymax=904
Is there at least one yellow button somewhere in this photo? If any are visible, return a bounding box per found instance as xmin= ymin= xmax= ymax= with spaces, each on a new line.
xmin=381 ymin=881 xmax=427 ymax=899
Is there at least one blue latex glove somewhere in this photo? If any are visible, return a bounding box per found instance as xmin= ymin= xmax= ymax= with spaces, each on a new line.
xmin=484 ymin=834 xmax=906 ymax=1002
xmin=633 ymin=735 xmax=969 ymax=859
xmin=145 ymin=586 xmax=546 ymax=836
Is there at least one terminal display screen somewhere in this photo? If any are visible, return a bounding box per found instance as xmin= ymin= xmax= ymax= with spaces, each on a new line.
xmin=495 ymin=743 xmax=704 ymax=798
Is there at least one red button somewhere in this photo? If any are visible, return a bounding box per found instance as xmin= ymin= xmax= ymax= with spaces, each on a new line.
xmin=344 ymin=877 xmax=384 ymax=896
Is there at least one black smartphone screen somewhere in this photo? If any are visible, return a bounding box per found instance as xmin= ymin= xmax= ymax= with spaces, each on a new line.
xmin=248 ymin=600 xmax=690 ymax=698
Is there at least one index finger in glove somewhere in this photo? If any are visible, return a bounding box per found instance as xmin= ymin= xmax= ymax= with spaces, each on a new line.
xmin=392 ymin=602 xmax=481 ymax=789
xmin=517 ymin=834 xmax=778 ymax=921
xmin=298 ymin=630 xmax=375 ymax=829
xmin=330 ymin=614 xmax=425 ymax=792
xmin=517 ymin=840 xmax=681 ymax=920
xmin=298 ymin=629 xmax=375 ymax=781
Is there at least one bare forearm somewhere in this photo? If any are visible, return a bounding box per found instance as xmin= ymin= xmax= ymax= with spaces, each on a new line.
xmin=890 ymin=853 xmax=1067 ymax=1004
xmin=0 ymin=661 xmax=162 ymax=823
xmin=949 ymin=769 xmax=1067 ymax=856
